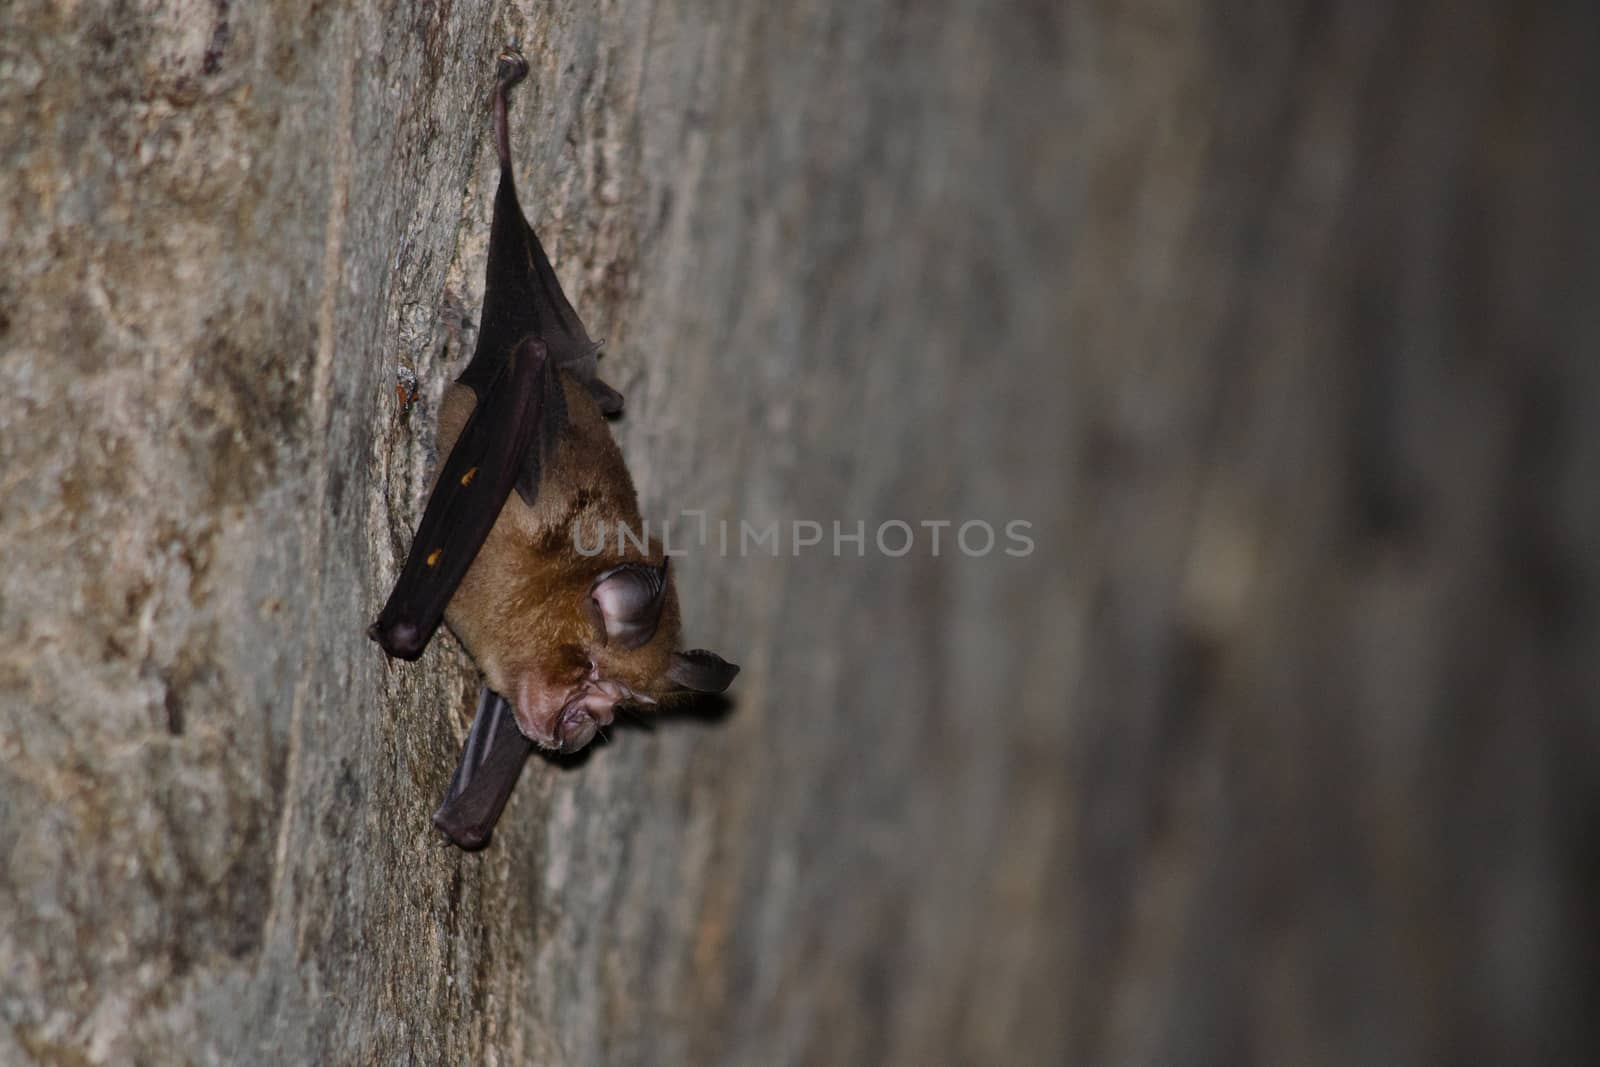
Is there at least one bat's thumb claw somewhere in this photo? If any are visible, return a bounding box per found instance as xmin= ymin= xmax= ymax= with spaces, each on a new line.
xmin=370 ymin=618 xmax=425 ymax=661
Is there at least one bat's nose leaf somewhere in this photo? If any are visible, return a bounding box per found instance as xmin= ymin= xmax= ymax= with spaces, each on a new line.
xmin=555 ymin=699 xmax=607 ymax=753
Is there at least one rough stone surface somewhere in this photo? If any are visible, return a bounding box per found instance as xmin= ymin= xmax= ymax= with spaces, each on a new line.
xmin=2 ymin=1 xmax=1598 ymax=1065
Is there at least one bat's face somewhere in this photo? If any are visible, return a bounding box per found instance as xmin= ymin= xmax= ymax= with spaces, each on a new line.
xmin=506 ymin=562 xmax=736 ymax=753
xmin=511 ymin=627 xmax=672 ymax=754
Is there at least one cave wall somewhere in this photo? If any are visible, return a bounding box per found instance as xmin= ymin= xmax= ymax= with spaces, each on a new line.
xmin=2 ymin=2 xmax=1597 ymax=1065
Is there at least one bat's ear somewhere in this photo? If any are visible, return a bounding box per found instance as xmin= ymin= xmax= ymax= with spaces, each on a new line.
xmin=585 ymin=561 xmax=669 ymax=650
xmin=666 ymin=649 xmax=739 ymax=693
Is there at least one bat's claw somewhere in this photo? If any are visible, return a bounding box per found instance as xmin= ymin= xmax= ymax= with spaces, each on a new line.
xmin=496 ymin=47 xmax=528 ymax=91
xmin=491 ymin=47 xmax=529 ymax=158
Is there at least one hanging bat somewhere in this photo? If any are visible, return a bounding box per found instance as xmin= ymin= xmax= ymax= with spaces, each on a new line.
xmin=369 ymin=48 xmax=738 ymax=851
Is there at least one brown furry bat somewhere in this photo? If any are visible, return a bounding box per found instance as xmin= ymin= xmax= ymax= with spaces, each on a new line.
xmin=369 ymin=48 xmax=737 ymax=849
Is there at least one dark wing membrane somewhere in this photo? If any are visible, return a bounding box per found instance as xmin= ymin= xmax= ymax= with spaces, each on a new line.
xmin=459 ymin=166 xmax=621 ymax=413
xmin=521 ymin=209 xmax=599 ymax=374
xmin=369 ymin=338 xmax=549 ymax=661
xmin=516 ymin=344 xmax=567 ymax=507
xmin=432 ymin=686 xmax=534 ymax=850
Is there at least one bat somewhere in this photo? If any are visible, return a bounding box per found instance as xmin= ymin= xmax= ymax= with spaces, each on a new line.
xmin=369 ymin=48 xmax=738 ymax=851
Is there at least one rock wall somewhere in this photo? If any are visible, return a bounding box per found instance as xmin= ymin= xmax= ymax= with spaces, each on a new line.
xmin=2 ymin=1 xmax=1597 ymax=1064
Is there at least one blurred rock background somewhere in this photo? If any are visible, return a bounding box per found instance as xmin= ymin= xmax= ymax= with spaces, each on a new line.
xmin=2 ymin=1 xmax=1597 ymax=1064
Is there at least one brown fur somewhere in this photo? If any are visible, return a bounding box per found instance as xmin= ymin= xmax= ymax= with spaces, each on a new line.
xmin=435 ymin=372 xmax=683 ymax=717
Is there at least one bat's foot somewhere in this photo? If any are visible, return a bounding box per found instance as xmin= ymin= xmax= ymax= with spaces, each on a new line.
xmin=496 ymin=47 xmax=528 ymax=91
xmin=492 ymin=47 xmax=529 ymax=167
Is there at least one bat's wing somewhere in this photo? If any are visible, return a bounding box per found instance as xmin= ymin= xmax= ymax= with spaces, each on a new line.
xmin=459 ymin=164 xmax=626 ymax=439
xmin=433 ymin=686 xmax=534 ymax=850
xmin=461 ymin=49 xmax=621 ymax=416
xmin=369 ymin=337 xmax=550 ymax=660
xmin=371 ymin=51 xmax=624 ymax=662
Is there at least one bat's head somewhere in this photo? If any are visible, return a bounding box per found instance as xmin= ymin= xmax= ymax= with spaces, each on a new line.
xmin=509 ymin=558 xmax=738 ymax=753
